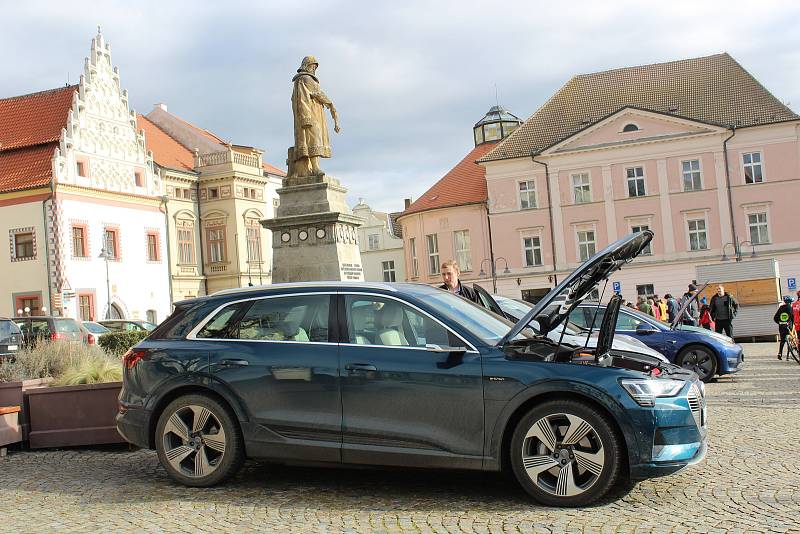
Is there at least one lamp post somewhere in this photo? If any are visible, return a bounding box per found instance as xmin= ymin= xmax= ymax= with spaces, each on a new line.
xmin=99 ymin=248 xmax=112 ymax=319
xmin=721 ymin=240 xmax=758 ymax=262
xmin=479 ymin=257 xmax=511 ymax=293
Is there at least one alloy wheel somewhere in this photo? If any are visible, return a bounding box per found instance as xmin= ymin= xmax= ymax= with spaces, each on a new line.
xmin=161 ymin=404 xmax=227 ymax=478
xmin=520 ymin=413 xmax=605 ymax=497
xmin=678 ymin=348 xmax=715 ymax=381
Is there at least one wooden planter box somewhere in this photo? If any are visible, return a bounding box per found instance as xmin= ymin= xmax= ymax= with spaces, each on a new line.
xmin=26 ymin=381 xmax=124 ymax=449
xmin=0 ymin=378 xmax=53 ymax=441
xmin=0 ymin=406 xmax=21 ymax=447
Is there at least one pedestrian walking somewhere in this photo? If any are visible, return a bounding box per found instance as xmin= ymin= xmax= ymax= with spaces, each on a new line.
xmin=651 ymin=297 xmax=662 ymax=321
xmin=439 ymin=260 xmax=480 ymax=304
xmin=709 ymin=284 xmax=739 ymax=338
xmin=646 ymin=298 xmax=658 ymax=318
xmin=680 ymin=284 xmax=699 ymax=326
xmin=698 ymin=297 xmax=713 ymax=330
xmin=637 ymin=296 xmax=653 ymax=316
xmin=654 ymin=294 xmax=667 ymax=322
xmin=774 ymin=296 xmax=795 ymax=360
xmin=665 ymin=293 xmax=679 ymax=323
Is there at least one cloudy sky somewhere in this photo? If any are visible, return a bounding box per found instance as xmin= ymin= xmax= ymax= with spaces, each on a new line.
xmin=3 ymin=1 xmax=799 ymax=213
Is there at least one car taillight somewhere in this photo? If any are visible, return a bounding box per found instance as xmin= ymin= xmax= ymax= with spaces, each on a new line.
xmin=87 ymin=333 xmax=96 ymax=345
xmin=51 ymin=332 xmax=69 ymax=341
xmin=122 ymin=348 xmax=147 ymax=369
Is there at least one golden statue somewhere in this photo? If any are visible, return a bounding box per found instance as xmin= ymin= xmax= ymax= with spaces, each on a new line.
xmin=289 ymin=56 xmax=341 ymax=178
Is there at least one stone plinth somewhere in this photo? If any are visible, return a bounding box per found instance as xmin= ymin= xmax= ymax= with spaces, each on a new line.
xmin=261 ymin=174 xmax=364 ymax=282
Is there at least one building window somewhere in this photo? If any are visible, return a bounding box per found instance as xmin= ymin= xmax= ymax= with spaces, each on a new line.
xmin=103 ymin=228 xmax=119 ymax=259
xmin=577 ymin=230 xmax=596 ymax=262
xmin=72 ymin=226 xmax=87 ymax=257
xmin=246 ymin=224 xmax=262 ymax=263
xmin=409 ymin=237 xmax=419 ymax=277
xmin=572 ymin=173 xmax=591 ymax=204
xmin=208 ymin=228 xmax=226 ymax=263
xmin=682 ymin=159 xmax=702 ymax=191
xmin=368 ymin=234 xmax=380 ymax=250
xmin=76 ymin=160 xmax=87 ymax=177
xmin=523 ymin=236 xmax=542 ymax=266
xmin=630 ymin=224 xmax=652 ymax=255
xmin=622 ymin=123 xmax=639 ymax=132
xmin=426 ymin=234 xmax=439 ymax=275
xmin=748 ymin=212 xmax=769 ymax=244
xmin=382 ymin=260 xmax=396 ymax=282
xmin=742 ymin=152 xmax=763 ymax=184
xmin=519 ymin=180 xmax=537 ymax=209
xmin=13 ymin=232 xmax=35 ymax=260
xmin=626 ymin=167 xmax=646 ymax=197
xmin=177 ymin=225 xmax=195 ymax=264
xmin=146 ymin=232 xmax=160 ymax=262
xmin=687 ymin=218 xmax=708 ymax=251
xmin=78 ymin=294 xmax=94 ymax=321
xmin=134 ymin=170 xmax=144 ymax=187
xmin=208 ymin=187 xmax=219 ymax=199
xmin=636 ymin=284 xmax=655 ymax=299
xmin=453 ymin=230 xmax=472 ymax=271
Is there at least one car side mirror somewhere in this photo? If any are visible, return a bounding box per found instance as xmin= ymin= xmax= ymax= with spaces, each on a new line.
xmin=636 ymin=323 xmax=658 ymax=335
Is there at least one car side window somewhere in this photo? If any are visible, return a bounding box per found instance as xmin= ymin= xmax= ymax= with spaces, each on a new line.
xmin=196 ymin=303 xmax=248 ymax=339
xmin=616 ymin=312 xmax=644 ymax=331
xmin=345 ymin=295 xmax=451 ymax=348
xmin=235 ymin=295 xmax=330 ymax=342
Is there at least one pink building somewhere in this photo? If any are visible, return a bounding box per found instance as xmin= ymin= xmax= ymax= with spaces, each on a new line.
xmin=401 ymin=54 xmax=800 ymax=317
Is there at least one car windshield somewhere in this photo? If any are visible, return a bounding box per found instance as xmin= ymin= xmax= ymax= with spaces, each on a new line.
xmin=493 ymin=295 xmax=534 ymax=319
xmin=421 ymin=291 xmax=532 ymax=345
xmin=0 ymin=320 xmax=21 ymax=340
xmin=83 ymin=322 xmax=110 ymax=334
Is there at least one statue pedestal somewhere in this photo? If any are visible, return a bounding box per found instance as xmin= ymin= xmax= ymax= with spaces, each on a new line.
xmin=261 ymin=174 xmax=365 ymax=283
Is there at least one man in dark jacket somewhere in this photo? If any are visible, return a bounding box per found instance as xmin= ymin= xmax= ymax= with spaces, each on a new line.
xmin=709 ymin=285 xmax=739 ymax=337
xmin=774 ymin=296 xmax=795 ymax=360
xmin=439 ymin=260 xmax=480 ymax=304
xmin=680 ymin=284 xmax=699 ymax=326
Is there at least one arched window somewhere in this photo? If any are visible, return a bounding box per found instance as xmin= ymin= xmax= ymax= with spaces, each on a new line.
xmin=622 ymin=123 xmax=640 ymax=132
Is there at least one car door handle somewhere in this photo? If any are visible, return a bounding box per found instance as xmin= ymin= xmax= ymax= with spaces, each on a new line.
xmin=220 ymin=359 xmax=249 ymax=367
xmin=345 ymin=363 xmax=377 ymax=372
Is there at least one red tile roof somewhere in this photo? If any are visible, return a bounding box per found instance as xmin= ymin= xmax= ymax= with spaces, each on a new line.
xmin=0 ymin=86 xmax=75 ymax=193
xmin=400 ymin=141 xmax=498 ymax=217
xmin=262 ymin=161 xmax=287 ymax=177
xmin=0 ymin=86 xmax=75 ymax=151
xmin=0 ymin=143 xmax=56 ymax=192
xmin=136 ymin=114 xmax=196 ymax=172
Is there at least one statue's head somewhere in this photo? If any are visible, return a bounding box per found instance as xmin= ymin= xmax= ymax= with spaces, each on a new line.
xmin=298 ymin=56 xmax=319 ymax=75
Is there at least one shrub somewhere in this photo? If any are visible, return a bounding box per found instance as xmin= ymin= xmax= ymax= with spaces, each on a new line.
xmin=99 ymin=330 xmax=148 ymax=356
xmin=53 ymin=355 xmax=122 ymax=386
xmin=0 ymin=341 xmax=111 ymax=383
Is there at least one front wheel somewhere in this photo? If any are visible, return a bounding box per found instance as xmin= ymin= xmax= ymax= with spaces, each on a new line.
xmin=155 ymin=394 xmax=245 ymax=487
xmin=510 ymin=399 xmax=623 ymax=507
xmin=676 ymin=346 xmax=717 ymax=382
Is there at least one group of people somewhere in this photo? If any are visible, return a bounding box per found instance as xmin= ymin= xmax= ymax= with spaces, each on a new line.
xmin=626 ymin=284 xmax=739 ymax=336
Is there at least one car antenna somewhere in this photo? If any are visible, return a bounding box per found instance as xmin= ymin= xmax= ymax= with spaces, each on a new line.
xmin=584 ymin=279 xmax=609 ymax=351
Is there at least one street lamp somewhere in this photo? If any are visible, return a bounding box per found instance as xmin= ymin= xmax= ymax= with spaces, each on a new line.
xmin=479 ymin=257 xmax=511 ymax=293
xmin=721 ymin=240 xmax=758 ymax=262
xmin=99 ymin=248 xmax=112 ymax=319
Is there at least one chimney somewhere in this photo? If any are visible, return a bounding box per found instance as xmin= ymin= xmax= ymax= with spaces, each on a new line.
xmin=404 ymin=198 xmax=411 ymax=209
xmin=155 ymin=103 xmax=168 ymax=112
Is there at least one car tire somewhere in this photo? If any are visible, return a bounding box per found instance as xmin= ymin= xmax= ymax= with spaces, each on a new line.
xmin=510 ymin=399 xmax=623 ymax=507
xmin=676 ymin=346 xmax=717 ymax=383
xmin=155 ymin=394 xmax=244 ymax=487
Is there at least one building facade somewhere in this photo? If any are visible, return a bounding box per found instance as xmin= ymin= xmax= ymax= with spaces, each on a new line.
xmin=352 ymin=199 xmax=405 ymax=282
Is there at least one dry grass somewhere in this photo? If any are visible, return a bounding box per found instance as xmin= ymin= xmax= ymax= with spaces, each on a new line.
xmin=0 ymin=341 xmax=120 ymax=384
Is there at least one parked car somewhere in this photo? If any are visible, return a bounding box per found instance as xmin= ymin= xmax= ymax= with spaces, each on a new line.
xmin=82 ymin=321 xmax=112 ymax=344
xmin=474 ymin=291 xmax=668 ymax=364
xmin=99 ymin=320 xmax=156 ymax=333
xmin=13 ymin=316 xmax=90 ymax=346
xmin=117 ymin=231 xmax=707 ymax=507
xmin=0 ymin=318 xmax=23 ymax=360
xmin=569 ymin=304 xmax=744 ymax=382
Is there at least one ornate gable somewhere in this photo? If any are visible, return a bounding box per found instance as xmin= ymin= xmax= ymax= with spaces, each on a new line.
xmin=52 ymin=29 xmax=160 ymax=196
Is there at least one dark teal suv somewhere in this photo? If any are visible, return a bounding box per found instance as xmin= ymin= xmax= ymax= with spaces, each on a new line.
xmin=116 ymin=231 xmax=707 ymax=507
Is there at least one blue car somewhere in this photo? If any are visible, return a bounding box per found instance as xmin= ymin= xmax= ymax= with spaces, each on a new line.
xmin=116 ymin=231 xmax=707 ymax=507
xmin=569 ymin=304 xmax=744 ymax=382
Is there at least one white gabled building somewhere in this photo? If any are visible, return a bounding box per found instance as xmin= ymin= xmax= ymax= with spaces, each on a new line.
xmin=352 ymin=199 xmax=406 ymax=283
xmin=0 ymin=30 xmax=170 ymax=322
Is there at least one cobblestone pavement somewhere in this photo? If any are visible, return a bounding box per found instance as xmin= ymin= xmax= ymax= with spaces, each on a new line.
xmin=1 ymin=343 xmax=799 ymax=533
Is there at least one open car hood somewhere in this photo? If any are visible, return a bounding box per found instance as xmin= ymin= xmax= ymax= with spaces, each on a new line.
xmin=498 ymin=230 xmax=654 ymax=346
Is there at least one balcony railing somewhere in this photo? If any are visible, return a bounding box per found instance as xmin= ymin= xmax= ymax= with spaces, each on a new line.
xmin=196 ymin=149 xmax=261 ymax=169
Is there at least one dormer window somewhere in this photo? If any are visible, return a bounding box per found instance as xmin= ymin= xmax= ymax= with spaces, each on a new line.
xmin=622 ymin=123 xmax=640 ymax=132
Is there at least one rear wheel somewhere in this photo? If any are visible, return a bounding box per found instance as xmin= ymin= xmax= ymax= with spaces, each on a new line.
xmin=510 ymin=399 xmax=623 ymax=507
xmin=155 ymin=394 xmax=244 ymax=487
xmin=676 ymin=346 xmax=717 ymax=382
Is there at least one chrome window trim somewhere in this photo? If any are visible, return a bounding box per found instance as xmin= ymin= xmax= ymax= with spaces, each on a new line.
xmin=341 ymin=291 xmax=479 ymax=354
xmin=211 ymin=281 xmax=399 ymax=297
xmin=186 ymin=291 xmax=335 ymax=340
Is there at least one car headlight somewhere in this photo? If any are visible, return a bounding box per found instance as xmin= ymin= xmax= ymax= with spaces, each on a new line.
xmin=620 ymin=378 xmax=686 ymax=407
